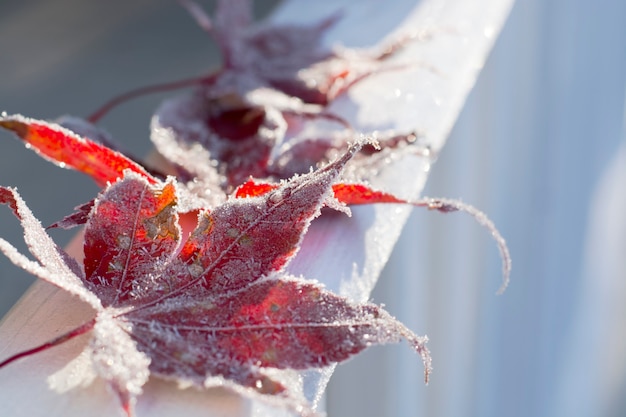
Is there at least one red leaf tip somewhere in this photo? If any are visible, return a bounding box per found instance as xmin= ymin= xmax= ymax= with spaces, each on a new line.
xmin=0 ymin=114 xmax=29 ymax=137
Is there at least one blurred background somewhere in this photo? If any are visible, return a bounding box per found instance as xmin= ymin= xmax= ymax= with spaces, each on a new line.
xmin=1 ymin=1 xmax=625 ymax=417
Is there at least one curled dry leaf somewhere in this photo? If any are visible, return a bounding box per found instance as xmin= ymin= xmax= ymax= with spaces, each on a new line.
xmin=0 ymin=143 xmax=432 ymax=417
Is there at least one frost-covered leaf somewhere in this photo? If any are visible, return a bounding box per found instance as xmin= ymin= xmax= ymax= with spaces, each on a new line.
xmin=129 ymin=276 xmax=430 ymax=388
xmin=152 ymin=0 xmax=415 ymax=193
xmin=0 ymin=144 xmax=431 ymax=416
xmin=152 ymin=91 xmax=285 ymax=190
xmin=183 ymin=0 xmax=345 ymax=105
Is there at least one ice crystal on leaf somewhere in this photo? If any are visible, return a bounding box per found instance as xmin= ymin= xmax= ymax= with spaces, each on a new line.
xmin=0 ymin=143 xmax=432 ymax=417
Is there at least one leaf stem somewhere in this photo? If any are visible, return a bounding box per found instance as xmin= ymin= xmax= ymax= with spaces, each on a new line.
xmin=0 ymin=319 xmax=96 ymax=368
xmin=87 ymin=73 xmax=219 ymax=123
xmin=414 ymin=197 xmax=512 ymax=293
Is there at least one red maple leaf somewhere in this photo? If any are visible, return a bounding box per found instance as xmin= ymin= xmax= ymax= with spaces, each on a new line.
xmin=0 ymin=143 xmax=432 ymax=416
